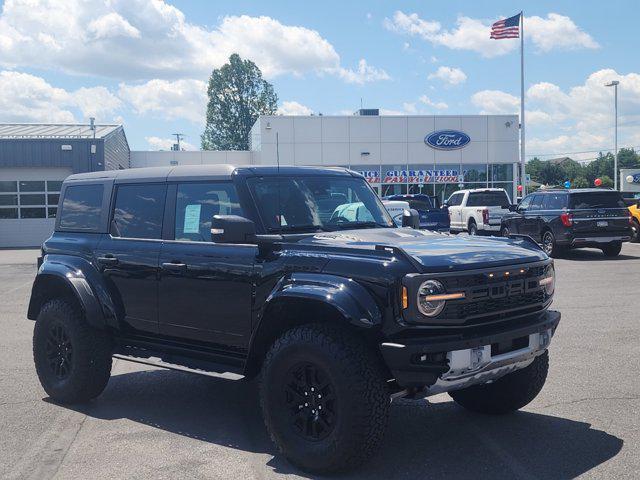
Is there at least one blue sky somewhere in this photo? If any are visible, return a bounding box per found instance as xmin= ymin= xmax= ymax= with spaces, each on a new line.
xmin=0 ymin=0 xmax=638 ymax=159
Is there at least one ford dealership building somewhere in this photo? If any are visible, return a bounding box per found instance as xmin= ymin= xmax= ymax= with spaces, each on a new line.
xmin=133 ymin=111 xmax=520 ymax=202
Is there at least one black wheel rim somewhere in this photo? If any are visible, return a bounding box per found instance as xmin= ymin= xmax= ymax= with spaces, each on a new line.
xmin=45 ymin=323 xmax=73 ymax=380
xmin=543 ymin=232 xmax=554 ymax=254
xmin=502 ymin=227 xmax=510 ymax=237
xmin=283 ymin=362 xmax=337 ymax=441
xmin=469 ymin=225 xmax=476 ymax=235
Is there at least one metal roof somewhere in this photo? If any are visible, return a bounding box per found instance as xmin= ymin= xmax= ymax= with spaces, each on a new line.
xmin=0 ymin=123 xmax=122 ymax=139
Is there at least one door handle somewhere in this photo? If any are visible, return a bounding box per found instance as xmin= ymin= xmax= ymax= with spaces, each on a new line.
xmin=97 ymin=255 xmax=119 ymax=266
xmin=161 ymin=262 xmax=187 ymax=273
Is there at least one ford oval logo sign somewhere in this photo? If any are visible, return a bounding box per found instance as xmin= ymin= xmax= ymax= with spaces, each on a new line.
xmin=425 ymin=130 xmax=470 ymax=150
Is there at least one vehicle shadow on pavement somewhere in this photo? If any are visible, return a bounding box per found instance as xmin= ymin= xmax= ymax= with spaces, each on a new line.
xmin=558 ymin=248 xmax=638 ymax=261
xmin=56 ymin=369 xmax=623 ymax=480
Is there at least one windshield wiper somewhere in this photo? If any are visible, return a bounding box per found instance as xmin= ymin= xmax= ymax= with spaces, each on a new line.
xmin=332 ymin=221 xmax=392 ymax=230
xmin=267 ymin=224 xmax=324 ymax=233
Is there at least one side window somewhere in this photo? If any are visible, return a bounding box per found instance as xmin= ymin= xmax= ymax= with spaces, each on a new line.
xmin=542 ymin=193 xmax=567 ymax=210
xmin=58 ymin=184 xmax=104 ymax=230
xmin=518 ymin=195 xmax=533 ymax=211
xmin=175 ymin=182 xmax=243 ymax=241
xmin=112 ymin=184 xmax=166 ymax=239
xmin=529 ymin=195 xmax=544 ymax=211
xmin=448 ymin=193 xmax=462 ymax=206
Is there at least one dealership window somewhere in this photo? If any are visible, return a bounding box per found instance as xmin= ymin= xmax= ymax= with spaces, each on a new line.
xmin=0 ymin=179 xmax=62 ymax=219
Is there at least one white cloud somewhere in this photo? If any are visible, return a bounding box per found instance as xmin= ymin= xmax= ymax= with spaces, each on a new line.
xmin=472 ymin=69 xmax=640 ymax=158
xmin=402 ymin=102 xmax=417 ymax=114
xmin=471 ymin=90 xmax=519 ymax=114
xmin=277 ymin=101 xmax=313 ymax=116
xmin=428 ymin=66 xmax=467 ymax=86
xmin=332 ymin=59 xmax=390 ymax=85
xmin=384 ymin=11 xmax=598 ymax=58
xmin=145 ymin=136 xmax=196 ymax=151
xmin=0 ymin=70 xmax=120 ymax=123
xmin=0 ymin=1 xmax=387 ymax=83
xmin=118 ymin=79 xmax=206 ymax=124
xmin=419 ymin=95 xmax=448 ymax=110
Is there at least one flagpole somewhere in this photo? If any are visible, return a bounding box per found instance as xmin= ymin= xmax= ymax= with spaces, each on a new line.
xmin=520 ymin=11 xmax=526 ymax=196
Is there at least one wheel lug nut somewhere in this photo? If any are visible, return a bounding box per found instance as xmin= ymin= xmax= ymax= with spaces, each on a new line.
xmin=305 ymin=403 xmax=308 ymax=407
xmin=318 ymin=394 xmax=321 ymax=398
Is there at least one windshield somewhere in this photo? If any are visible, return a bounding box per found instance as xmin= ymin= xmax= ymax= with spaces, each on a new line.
xmin=569 ymin=191 xmax=625 ymax=209
xmin=247 ymin=175 xmax=394 ymax=233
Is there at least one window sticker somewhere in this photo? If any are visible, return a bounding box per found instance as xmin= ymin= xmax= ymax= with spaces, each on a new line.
xmin=183 ymin=204 xmax=201 ymax=233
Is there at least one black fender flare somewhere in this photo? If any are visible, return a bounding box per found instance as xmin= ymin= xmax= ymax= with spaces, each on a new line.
xmin=28 ymin=255 xmax=116 ymax=330
xmin=265 ymin=272 xmax=382 ymax=328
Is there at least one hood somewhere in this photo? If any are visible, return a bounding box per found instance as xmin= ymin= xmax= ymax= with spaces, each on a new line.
xmin=299 ymin=228 xmax=547 ymax=272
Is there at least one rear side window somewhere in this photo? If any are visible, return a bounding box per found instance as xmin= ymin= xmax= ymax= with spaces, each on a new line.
xmin=467 ymin=191 xmax=510 ymax=207
xmin=175 ymin=182 xmax=243 ymax=241
xmin=112 ymin=184 xmax=166 ymax=239
xmin=407 ymin=199 xmax=433 ymax=211
xmin=58 ymin=184 xmax=104 ymax=230
xmin=569 ymin=192 xmax=625 ymax=209
xmin=542 ymin=193 xmax=567 ymax=210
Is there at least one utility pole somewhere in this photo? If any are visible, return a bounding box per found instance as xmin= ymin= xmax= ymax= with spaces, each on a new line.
xmin=172 ymin=133 xmax=185 ymax=151
xmin=605 ymin=80 xmax=619 ymax=189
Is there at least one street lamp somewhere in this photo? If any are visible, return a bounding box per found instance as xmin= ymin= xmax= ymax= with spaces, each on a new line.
xmin=605 ymin=80 xmax=619 ymax=190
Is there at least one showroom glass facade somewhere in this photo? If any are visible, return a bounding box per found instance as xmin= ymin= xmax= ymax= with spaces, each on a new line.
xmin=348 ymin=163 xmax=515 ymax=203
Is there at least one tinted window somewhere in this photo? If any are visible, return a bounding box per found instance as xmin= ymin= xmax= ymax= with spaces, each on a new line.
xmin=542 ymin=193 xmax=567 ymax=210
xmin=175 ymin=182 xmax=243 ymax=241
xmin=569 ymin=191 xmax=626 ymax=209
xmin=447 ymin=193 xmax=464 ymax=206
xmin=112 ymin=184 xmax=166 ymax=239
xmin=467 ymin=191 xmax=510 ymax=207
xmin=518 ymin=195 xmax=533 ymax=210
xmin=529 ymin=195 xmax=544 ymax=210
xmin=59 ymin=185 xmax=104 ymax=230
xmin=406 ymin=199 xmax=433 ymax=211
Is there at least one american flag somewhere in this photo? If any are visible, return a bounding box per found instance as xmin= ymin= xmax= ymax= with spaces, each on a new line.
xmin=490 ymin=13 xmax=521 ymax=39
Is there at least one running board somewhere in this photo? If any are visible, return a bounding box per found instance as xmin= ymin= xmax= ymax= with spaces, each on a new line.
xmin=113 ymin=354 xmax=245 ymax=381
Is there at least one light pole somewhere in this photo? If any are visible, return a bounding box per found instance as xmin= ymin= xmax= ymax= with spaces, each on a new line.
xmin=605 ymin=80 xmax=619 ymax=189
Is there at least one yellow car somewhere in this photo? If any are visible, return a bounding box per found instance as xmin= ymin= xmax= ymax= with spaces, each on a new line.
xmin=627 ymin=198 xmax=640 ymax=242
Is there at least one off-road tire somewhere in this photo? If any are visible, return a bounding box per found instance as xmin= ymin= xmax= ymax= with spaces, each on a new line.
xmin=602 ymin=242 xmax=622 ymax=257
xmin=501 ymin=226 xmax=510 ymax=237
xmin=33 ymin=299 xmax=113 ymax=403
xmin=468 ymin=220 xmax=478 ymax=236
xmin=259 ymin=323 xmax=389 ymax=473
xmin=449 ymin=351 xmax=549 ymax=415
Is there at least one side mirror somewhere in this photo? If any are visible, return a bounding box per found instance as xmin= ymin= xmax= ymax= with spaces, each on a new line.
xmin=508 ymin=204 xmax=518 ymax=212
xmin=402 ymin=208 xmax=420 ymax=229
xmin=211 ymin=215 xmax=256 ymax=243
xmin=442 ymin=203 xmax=449 ymax=209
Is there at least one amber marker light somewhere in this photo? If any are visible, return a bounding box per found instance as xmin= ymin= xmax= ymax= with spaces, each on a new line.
xmin=402 ymin=286 xmax=408 ymax=309
xmin=422 ymin=292 xmax=466 ymax=301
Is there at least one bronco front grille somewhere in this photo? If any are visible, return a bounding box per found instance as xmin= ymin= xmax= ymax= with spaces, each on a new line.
xmin=434 ymin=263 xmax=551 ymax=324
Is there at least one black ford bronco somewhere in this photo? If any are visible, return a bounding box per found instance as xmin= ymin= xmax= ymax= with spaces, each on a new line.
xmin=29 ymin=165 xmax=560 ymax=473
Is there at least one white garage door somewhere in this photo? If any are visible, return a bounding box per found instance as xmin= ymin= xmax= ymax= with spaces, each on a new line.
xmin=0 ymin=168 xmax=71 ymax=248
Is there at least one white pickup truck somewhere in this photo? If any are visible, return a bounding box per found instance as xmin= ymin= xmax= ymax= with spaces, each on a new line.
xmin=446 ymin=188 xmax=512 ymax=235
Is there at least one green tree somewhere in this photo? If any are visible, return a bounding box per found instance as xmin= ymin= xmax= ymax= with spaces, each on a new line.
xmin=599 ymin=175 xmax=614 ymax=188
xmin=201 ymin=54 xmax=278 ymax=150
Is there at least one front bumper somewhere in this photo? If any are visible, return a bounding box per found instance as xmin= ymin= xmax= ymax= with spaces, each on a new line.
xmin=380 ymin=309 xmax=560 ymax=390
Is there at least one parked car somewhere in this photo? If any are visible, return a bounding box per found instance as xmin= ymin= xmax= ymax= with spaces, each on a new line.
xmin=622 ymin=193 xmax=640 ymax=242
xmin=380 ymin=199 xmax=411 ymax=226
xmin=29 ymin=166 xmax=560 ymax=473
xmin=384 ymin=194 xmax=450 ymax=231
xmin=501 ymin=188 xmax=633 ymax=257
xmin=446 ymin=188 xmax=512 ymax=235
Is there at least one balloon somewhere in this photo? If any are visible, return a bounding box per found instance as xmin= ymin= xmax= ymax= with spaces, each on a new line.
xmin=517 ymin=185 xmax=523 ymax=192
xmin=564 ymin=181 xmax=571 ymax=189
xmin=594 ymin=178 xmax=602 ymax=187
xmin=627 ymin=175 xmax=635 ymax=184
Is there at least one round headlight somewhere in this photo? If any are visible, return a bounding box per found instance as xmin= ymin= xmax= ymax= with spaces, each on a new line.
xmin=541 ymin=264 xmax=555 ymax=296
xmin=417 ymin=280 xmax=447 ymax=317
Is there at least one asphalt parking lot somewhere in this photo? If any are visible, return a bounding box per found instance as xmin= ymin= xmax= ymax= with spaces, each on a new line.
xmin=1 ymin=245 xmax=639 ymax=480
